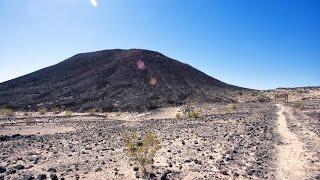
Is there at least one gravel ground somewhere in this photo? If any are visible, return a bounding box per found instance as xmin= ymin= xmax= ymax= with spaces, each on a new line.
xmin=0 ymin=102 xmax=311 ymax=180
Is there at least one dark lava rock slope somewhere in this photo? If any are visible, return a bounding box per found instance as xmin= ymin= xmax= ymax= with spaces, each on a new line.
xmin=0 ymin=49 xmax=247 ymax=111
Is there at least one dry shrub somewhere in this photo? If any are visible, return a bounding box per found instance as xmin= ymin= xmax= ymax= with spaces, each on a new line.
xmin=51 ymin=107 xmax=60 ymax=114
xmin=38 ymin=107 xmax=47 ymax=115
xmin=176 ymin=113 xmax=182 ymax=119
xmin=88 ymin=108 xmax=96 ymax=115
xmin=123 ymin=131 xmax=161 ymax=177
xmin=116 ymin=111 xmax=122 ymax=117
xmin=187 ymin=110 xmax=200 ymax=118
xmin=228 ymin=104 xmax=238 ymax=112
xmin=65 ymin=110 xmax=73 ymax=117
xmin=0 ymin=108 xmax=14 ymax=116
xmin=203 ymin=103 xmax=209 ymax=109
xmin=294 ymin=102 xmax=303 ymax=110
xmin=25 ymin=117 xmax=35 ymax=125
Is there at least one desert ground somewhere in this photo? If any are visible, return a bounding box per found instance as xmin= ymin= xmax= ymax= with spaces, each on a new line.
xmin=0 ymin=89 xmax=320 ymax=180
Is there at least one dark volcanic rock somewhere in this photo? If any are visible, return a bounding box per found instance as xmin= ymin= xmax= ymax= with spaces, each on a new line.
xmin=0 ymin=49 xmax=246 ymax=112
xmin=0 ymin=166 xmax=6 ymax=173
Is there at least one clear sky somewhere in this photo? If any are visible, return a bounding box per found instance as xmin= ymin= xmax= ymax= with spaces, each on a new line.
xmin=0 ymin=0 xmax=319 ymax=90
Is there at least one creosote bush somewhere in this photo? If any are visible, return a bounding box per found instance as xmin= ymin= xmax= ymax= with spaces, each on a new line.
xmin=65 ymin=110 xmax=73 ymax=117
xmin=38 ymin=107 xmax=47 ymax=115
xmin=25 ymin=116 xmax=35 ymax=125
xmin=116 ymin=111 xmax=122 ymax=117
xmin=0 ymin=108 xmax=14 ymax=116
xmin=175 ymin=112 xmax=182 ymax=119
xmin=294 ymin=102 xmax=303 ymax=110
xmin=122 ymin=131 xmax=161 ymax=177
xmin=187 ymin=110 xmax=200 ymax=118
xmin=51 ymin=107 xmax=60 ymax=114
xmin=203 ymin=103 xmax=209 ymax=110
xmin=88 ymin=108 xmax=96 ymax=115
xmin=228 ymin=104 xmax=238 ymax=112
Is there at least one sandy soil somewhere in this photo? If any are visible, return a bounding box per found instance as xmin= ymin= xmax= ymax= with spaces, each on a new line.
xmin=0 ymin=125 xmax=75 ymax=136
xmin=276 ymin=104 xmax=307 ymax=179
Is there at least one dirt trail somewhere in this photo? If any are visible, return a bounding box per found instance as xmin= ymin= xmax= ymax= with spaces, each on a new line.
xmin=276 ymin=104 xmax=307 ymax=180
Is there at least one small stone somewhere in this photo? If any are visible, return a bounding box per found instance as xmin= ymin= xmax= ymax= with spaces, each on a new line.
xmin=6 ymin=168 xmax=16 ymax=174
xmin=50 ymin=174 xmax=58 ymax=180
xmin=47 ymin=168 xmax=57 ymax=173
xmin=221 ymin=171 xmax=229 ymax=176
xmin=94 ymin=167 xmax=102 ymax=172
xmin=21 ymin=175 xmax=34 ymax=180
xmin=14 ymin=164 xmax=25 ymax=170
xmin=0 ymin=166 xmax=6 ymax=173
xmin=133 ymin=167 xmax=139 ymax=171
xmin=37 ymin=174 xmax=47 ymax=180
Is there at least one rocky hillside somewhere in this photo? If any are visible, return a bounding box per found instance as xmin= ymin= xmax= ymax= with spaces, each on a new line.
xmin=0 ymin=49 xmax=250 ymax=112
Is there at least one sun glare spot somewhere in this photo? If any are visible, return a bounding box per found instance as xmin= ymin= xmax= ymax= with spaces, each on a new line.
xmin=150 ymin=77 xmax=157 ymax=86
xmin=137 ymin=60 xmax=146 ymax=70
xmin=90 ymin=0 xmax=98 ymax=7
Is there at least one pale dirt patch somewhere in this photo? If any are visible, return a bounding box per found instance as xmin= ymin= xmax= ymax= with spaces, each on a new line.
xmin=0 ymin=125 xmax=75 ymax=136
xmin=276 ymin=104 xmax=307 ymax=180
xmin=108 ymin=107 xmax=181 ymax=121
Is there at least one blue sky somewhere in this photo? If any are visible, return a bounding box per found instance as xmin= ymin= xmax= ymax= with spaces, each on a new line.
xmin=0 ymin=0 xmax=319 ymax=90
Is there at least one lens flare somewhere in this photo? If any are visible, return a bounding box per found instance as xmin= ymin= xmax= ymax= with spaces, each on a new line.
xmin=150 ymin=77 xmax=157 ymax=85
xmin=137 ymin=60 xmax=145 ymax=70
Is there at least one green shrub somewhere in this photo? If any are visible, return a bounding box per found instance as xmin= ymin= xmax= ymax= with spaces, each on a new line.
xmin=203 ymin=103 xmax=209 ymax=110
xmin=51 ymin=107 xmax=60 ymax=114
xmin=38 ymin=107 xmax=47 ymax=115
xmin=0 ymin=108 xmax=14 ymax=116
xmin=116 ymin=111 xmax=122 ymax=117
xmin=88 ymin=108 xmax=96 ymax=115
xmin=228 ymin=104 xmax=238 ymax=112
xmin=294 ymin=102 xmax=303 ymax=109
xmin=65 ymin=110 xmax=73 ymax=117
xmin=176 ymin=113 xmax=182 ymax=119
xmin=25 ymin=117 xmax=35 ymax=125
xmin=187 ymin=110 xmax=200 ymax=118
xmin=123 ymin=131 xmax=161 ymax=177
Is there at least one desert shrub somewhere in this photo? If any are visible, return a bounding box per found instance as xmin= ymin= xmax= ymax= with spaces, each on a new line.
xmin=203 ymin=103 xmax=209 ymax=110
xmin=25 ymin=117 xmax=35 ymax=125
xmin=88 ymin=108 xmax=96 ymax=115
xmin=65 ymin=110 xmax=73 ymax=117
xmin=38 ymin=107 xmax=47 ymax=115
xmin=228 ymin=104 xmax=238 ymax=112
xmin=51 ymin=107 xmax=60 ymax=114
xmin=116 ymin=111 xmax=122 ymax=117
xmin=176 ymin=112 xmax=182 ymax=119
xmin=294 ymin=102 xmax=303 ymax=110
xmin=0 ymin=108 xmax=14 ymax=116
xmin=123 ymin=131 xmax=161 ymax=177
xmin=187 ymin=110 xmax=200 ymax=118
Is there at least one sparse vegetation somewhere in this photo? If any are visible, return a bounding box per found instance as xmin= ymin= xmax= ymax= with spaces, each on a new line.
xmin=88 ymin=108 xmax=96 ymax=115
xmin=116 ymin=111 xmax=122 ymax=117
xmin=25 ymin=116 xmax=35 ymax=125
xmin=176 ymin=112 xmax=182 ymax=119
xmin=51 ymin=107 xmax=60 ymax=114
xmin=0 ymin=108 xmax=14 ymax=116
xmin=187 ymin=110 xmax=200 ymax=118
xmin=122 ymin=131 xmax=161 ymax=177
xmin=228 ymin=103 xmax=238 ymax=112
xmin=38 ymin=107 xmax=47 ymax=115
xmin=203 ymin=103 xmax=209 ymax=110
xmin=65 ymin=110 xmax=73 ymax=117
xmin=294 ymin=102 xmax=303 ymax=110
